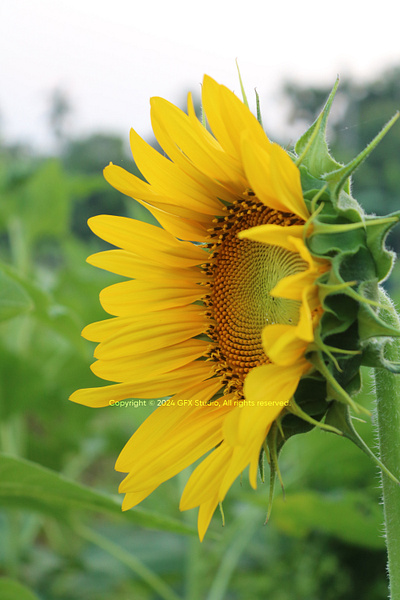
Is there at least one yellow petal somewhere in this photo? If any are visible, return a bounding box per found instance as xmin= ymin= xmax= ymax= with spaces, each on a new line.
xmin=151 ymin=109 xmax=238 ymax=206
xmin=70 ymin=361 xmax=216 ymax=406
xmin=119 ymin=401 xmax=229 ymax=491
xmin=222 ymin=389 xmax=284 ymax=455
xmin=116 ymin=377 xmax=223 ymax=471
xmin=241 ymin=134 xmax=308 ymax=220
xmin=244 ymin=361 xmax=308 ymax=410
xmin=271 ymin=238 xmax=328 ymax=300
xmin=91 ymin=339 xmax=209 ymax=383
xmin=151 ymin=104 xmax=238 ymax=205
xmin=70 ymin=382 xmax=149 ymax=408
xmin=104 ymin=163 xmax=212 ymax=242
xmin=99 ymin=280 xmax=204 ymax=317
xmin=87 ymin=250 xmax=205 ymax=283
xmin=104 ymin=162 xmax=214 ymax=221
xmin=88 ymin=214 xmax=205 ymax=268
xmin=271 ymin=269 xmax=317 ymax=301
xmin=116 ymin=379 xmax=226 ymax=497
xmin=180 ymin=362 xmax=309 ymax=515
xmin=103 ymin=162 xmax=158 ymax=202
xmin=122 ymin=488 xmax=159 ymax=510
xmin=269 ymin=144 xmax=309 ymax=221
xmin=182 ymin=426 xmax=266 ymax=511
xmin=238 ymin=224 xmax=304 ymax=252
xmin=294 ymin=288 xmax=314 ymax=342
xmin=82 ymin=316 xmax=132 ymax=343
xmin=219 ymin=434 xmax=267 ymax=498
xmin=129 ymin=128 xmax=223 ymax=215
xmin=104 ymin=162 xmax=208 ymax=222
xmin=180 ymin=443 xmax=233 ymax=510
xmin=140 ymin=200 xmax=209 ymax=242
xmin=94 ymin=307 xmax=207 ymax=358
xmin=262 ymin=324 xmax=308 ymax=366
xmin=181 ymin=434 xmax=262 ymax=511
xmin=197 ymin=493 xmax=220 ymax=542
xmin=150 ymin=97 xmax=246 ymax=194
xmin=202 ymin=75 xmax=271 ymax=163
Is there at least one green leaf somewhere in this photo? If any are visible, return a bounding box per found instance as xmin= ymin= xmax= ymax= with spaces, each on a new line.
xmin=0 ymin=578 xmax=40 ymax=600
xmin=0 ymin=454 xmax=196 ymax=537
xmin=0 ymin=269 xmax=33 ymax=321
xmin=271 ymin=490 xmax=384 ymax=549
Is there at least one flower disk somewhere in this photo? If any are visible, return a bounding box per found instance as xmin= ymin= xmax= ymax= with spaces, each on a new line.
xmin=206 ymin=199 xmax=307 ymax=389
xmin=70 ymin=75 xmax=328 ymax=540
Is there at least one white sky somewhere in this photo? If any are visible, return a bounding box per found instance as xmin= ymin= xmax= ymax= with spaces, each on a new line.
xmin=1 ymin=0 xmax=400 ymax=151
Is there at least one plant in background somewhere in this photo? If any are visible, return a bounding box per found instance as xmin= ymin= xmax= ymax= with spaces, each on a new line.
xmin=71 ymin=75 xmax=400 ymax=596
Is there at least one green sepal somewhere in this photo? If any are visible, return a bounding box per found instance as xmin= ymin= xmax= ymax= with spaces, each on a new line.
xmin=288 ymin=397 xmax=342 ymax=435
xmin=299 ymin=166 xmax=329 ymax=199
xmin=305 ymin=191 xmax=400 ymax=375
xmin=308 ymin=224 xmax=364 ymax=257
xmin=358 ymin=299 xmax=400 ymax=342
xmin=324 ymin=401 xmax=400 ymax=485
xmin=267 ymin=376 xmax=329 ymax=444
xmin=255 ymin=88 xmax=263 ymax=127
xmin=264 ymin=424 xmax=284 ymax=522
xmin=307 ymin=351 xmax=365 ymax=414
xmin=338 ymin=246 xmax=376 ymax=284
xmin=294 ymin=79 xmax=344 ymax=181
xmin=333 ymin=190 xmax=365 ymax=223
xmin=364 ymin=212 xmax=400 ymax=282
xmin=362 ymin=340 xmax=400 ymax=373
xmin=258 ymin=444 xmax=265 ymax=483
xmin=235 ymin=59 xmax=249 ymax=109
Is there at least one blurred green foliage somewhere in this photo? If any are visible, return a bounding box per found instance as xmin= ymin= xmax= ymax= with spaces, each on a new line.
xmin=0 ymin=68 xmax=399 ymax=599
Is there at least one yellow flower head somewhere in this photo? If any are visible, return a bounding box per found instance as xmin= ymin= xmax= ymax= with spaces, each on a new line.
xmin=71 ymin=75 xmax=399 ymax=540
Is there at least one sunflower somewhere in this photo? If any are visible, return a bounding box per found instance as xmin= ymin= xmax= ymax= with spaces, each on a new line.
xmin=70 ymin=75 xmax=398 ymax=540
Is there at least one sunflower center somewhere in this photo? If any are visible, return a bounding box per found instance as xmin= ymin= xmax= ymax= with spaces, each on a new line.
xmin=205 ymin=197 xmax=306 ymax=389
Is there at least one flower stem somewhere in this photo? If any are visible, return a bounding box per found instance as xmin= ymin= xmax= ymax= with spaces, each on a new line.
xmin=374 ymin=289 xmax=400 ymax=600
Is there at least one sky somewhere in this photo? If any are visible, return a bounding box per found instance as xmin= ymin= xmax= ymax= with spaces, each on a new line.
xmin=2 ymin=0 xmax=400 ymax=151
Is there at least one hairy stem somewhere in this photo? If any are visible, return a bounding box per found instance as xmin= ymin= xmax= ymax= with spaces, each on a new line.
xmin=374 ymin=289 xmax=400 ymax=599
